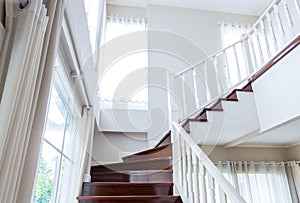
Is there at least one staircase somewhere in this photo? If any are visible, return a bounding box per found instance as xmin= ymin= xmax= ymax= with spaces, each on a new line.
xmin=77 ymin=132 xmax=183 ymax=203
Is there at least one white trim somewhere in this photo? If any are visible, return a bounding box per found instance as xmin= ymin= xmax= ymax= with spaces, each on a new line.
xmin=0 ymin=23 xmax=5 ymax=50
xmin=223 ymin=129 xmax=260 ymax=148
xmin=61 ymin=12 xmax=91 ymax=109
xmin=286 ymin=142 xmax=300 ymax=148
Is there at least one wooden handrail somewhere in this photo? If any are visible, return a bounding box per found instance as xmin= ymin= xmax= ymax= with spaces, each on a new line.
xmin=249 ymin=34 xmax=300 ymax=83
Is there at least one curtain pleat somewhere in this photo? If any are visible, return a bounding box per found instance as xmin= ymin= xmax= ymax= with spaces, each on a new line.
xmin=17 ymin=0 xmax=66 ymax=202
xmin=0 ymin=0 xmax=65 ymax=202
xmin=217 ymin=161 xmax=300 ymax=203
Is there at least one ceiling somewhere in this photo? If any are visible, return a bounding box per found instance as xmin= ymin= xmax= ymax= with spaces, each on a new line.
xmin=107 ymin=0 xmax=273 ymax=15
xmin=243 ymin=118 xmax=300 ymax=146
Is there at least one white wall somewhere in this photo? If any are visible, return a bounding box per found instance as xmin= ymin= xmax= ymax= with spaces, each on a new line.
xmin=99 ymin=108 xmax=149 ymax=132
xmin=287 ymin=145 xmax=300 ymax=160
xmin=147 ymin=5 xmax=258 ymax=146
xmin=204 ymin=145 xmax=300 ymax=162
xmin=204 ymin=146 xmax=289 ymax=162
xmin=253 ymin=46 xmax=300 ymax=132
xmin=107 ymin=4 xmax=146 ymax=17
xmin=92 ymin=131 xmax=148 ymax=163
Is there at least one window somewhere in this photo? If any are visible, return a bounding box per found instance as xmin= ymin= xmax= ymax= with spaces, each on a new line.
xmin=99 ymin=15 xmax=148 ymax=109
xmin=33 ymin=64 xmax=78 ymax=203
xmin=84 ymin=0 xmax=104 ymax=52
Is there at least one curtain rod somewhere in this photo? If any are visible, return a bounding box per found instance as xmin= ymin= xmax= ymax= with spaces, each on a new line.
xmin=107 ymin=15 xmax=146 ymax=21
xmin=214 ymin=161 xmax=300 ymax=166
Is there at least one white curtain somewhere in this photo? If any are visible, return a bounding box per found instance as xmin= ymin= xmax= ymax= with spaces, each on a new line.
xmin=0 ymin=0 xmax=66 ymax=202
xmin=220 ymin=22 xmax=252 ymax=85
xmin=99 ymin=15 xmax=148 ymax=109
xmin=0 ymin=1 xmax=49 ymax=202
xmin=286 ymin=161 xmax=300 ymax=202
xmin=217 ymin=161 xmax=300 ymax=203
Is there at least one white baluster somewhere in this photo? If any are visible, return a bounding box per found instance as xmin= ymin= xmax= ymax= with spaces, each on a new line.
xmin=219 ymin=187 xmax=226 ymax=203
xmin=283 ymin=0 xmax=294 ymax=27
xmin=254 ymin=27 xmax=264 ymax=64
xmin=181 ymin=139 xmax=188 ymax=197
xmin=192 ymin=152 xmax=200 ymax=203
xmin=207 ymin=173 xmax=216 ymax=203
xmin=177 ymin=135 xmax=183 ymax=187
xmin=213 ymin=56 xmax=222 ymax=94
xmin=266 ymin=12 xmax=278 ymax=51
xmin=181 ymin=74 xmax=188 ymax=116
xmin=273 ymin=4 xmax=285 ymax=36
xmin=241 ymin=37 xmax=255 ymax=75
xmin=199 ymin=162 xmax=207 ymax=203
xmin=203 ymin=61 xmax=211 ymax=101
xmin=222 ymin=50 xmax=231 ymax=88
xmin=294 ymin=0 xmax=300 ymax=18
xmin=187 ymin=148 xmax=193 ymax=201
xmin=192 ymin=67 xmax=200 ymax=109
xmin=248 ymin=35 xmax=258 ymax=70
xmin=259 ymin=20 xmax=271 ymax=58
xmin=232 ymin=45 xmax=242 ymax=81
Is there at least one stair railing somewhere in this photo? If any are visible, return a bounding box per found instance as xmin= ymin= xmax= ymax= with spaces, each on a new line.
xmin=172 ymin=122 xmax=246 ymax=203
xmin=175 ymin=0 xmax=300 ymax=120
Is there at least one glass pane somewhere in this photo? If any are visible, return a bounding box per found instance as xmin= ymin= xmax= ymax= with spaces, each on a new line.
xmin=44 ymin=85 xmax=68 ymax=150
xmin=57 ymin=158 xmax=73 ymax=202
xmin=33 ymin=141 xmax=61 ymax=203
xmin=63 ymin=112 xmax=74 ymax=159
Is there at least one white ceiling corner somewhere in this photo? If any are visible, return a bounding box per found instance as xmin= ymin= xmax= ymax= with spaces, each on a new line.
xmin=107 ymin=0 xmax=273 ymax=15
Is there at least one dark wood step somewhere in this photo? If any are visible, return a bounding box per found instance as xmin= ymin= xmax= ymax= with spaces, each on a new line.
xmin=122 ymin=144 xmax=172 ymax=162
xmin=182 ymin=121 xmax=191 ymax=133
xmin=242 ymin=82 xmax=253 ymax=91
xmin=82 ymin=182 xmax=173 ymax=196
xmin=91 ymin=170 xmax=173 ymax=183
xmin=226 ymin=88 xmax=253 ymax=100
xmin=77 ymin=195 xmax=183 ymax=203
xmin=154 ymin=131 xmax=171 ymax=148
xmin=91 ymin=157 xmax=172 ymax=172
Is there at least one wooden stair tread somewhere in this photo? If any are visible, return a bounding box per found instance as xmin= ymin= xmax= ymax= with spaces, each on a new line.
xmin=95 ymin=157 xmax=172 ymax=166
xmin=77 ymin=195 xmax=182 ymax=202
xmin=91 ymin=157 xmax=172 ymax=172
xmin=77 ymin=196 xmax=182 ymax=200
xmin=123 ymin=144 xmax=171 ymax=160
xmin=226 ymin=88 xmax=253 ymax=100
xmin=91 ymin=169 xmax=173 ymax=183
xmin=122 ymin=144 xmax=172 ymax=162
xmin=91 ymin=169 xmax=173 ymax=175
xmin=84 ymin=182 xmax=173 ymax=186
xmin=154 ymin=131 xmax=171 ymax=148
xmin=82 ymin=182 xmax=173 ymax=196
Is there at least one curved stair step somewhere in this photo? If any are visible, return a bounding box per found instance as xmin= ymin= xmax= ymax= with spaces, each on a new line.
xmin=91 ymin=157 xmax=172 ymax=172
xmin=154 ymin=131 xmax=171 ymax=148
xmin=82 ymin=182 xmax=173 ymax=196
xmin=77 ymin=195 xmax=183 ymax=203
xmin=122 ymin=144 xmax=172 ymax=162
xmin=91 ymin=169 xmax=173 ymax=182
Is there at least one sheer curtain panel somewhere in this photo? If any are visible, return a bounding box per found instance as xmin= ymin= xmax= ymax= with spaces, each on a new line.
xmin=99 ymin=15 xmax=148 ymax=109
xmin=217 ymin=161 xmax=300 ymax=203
